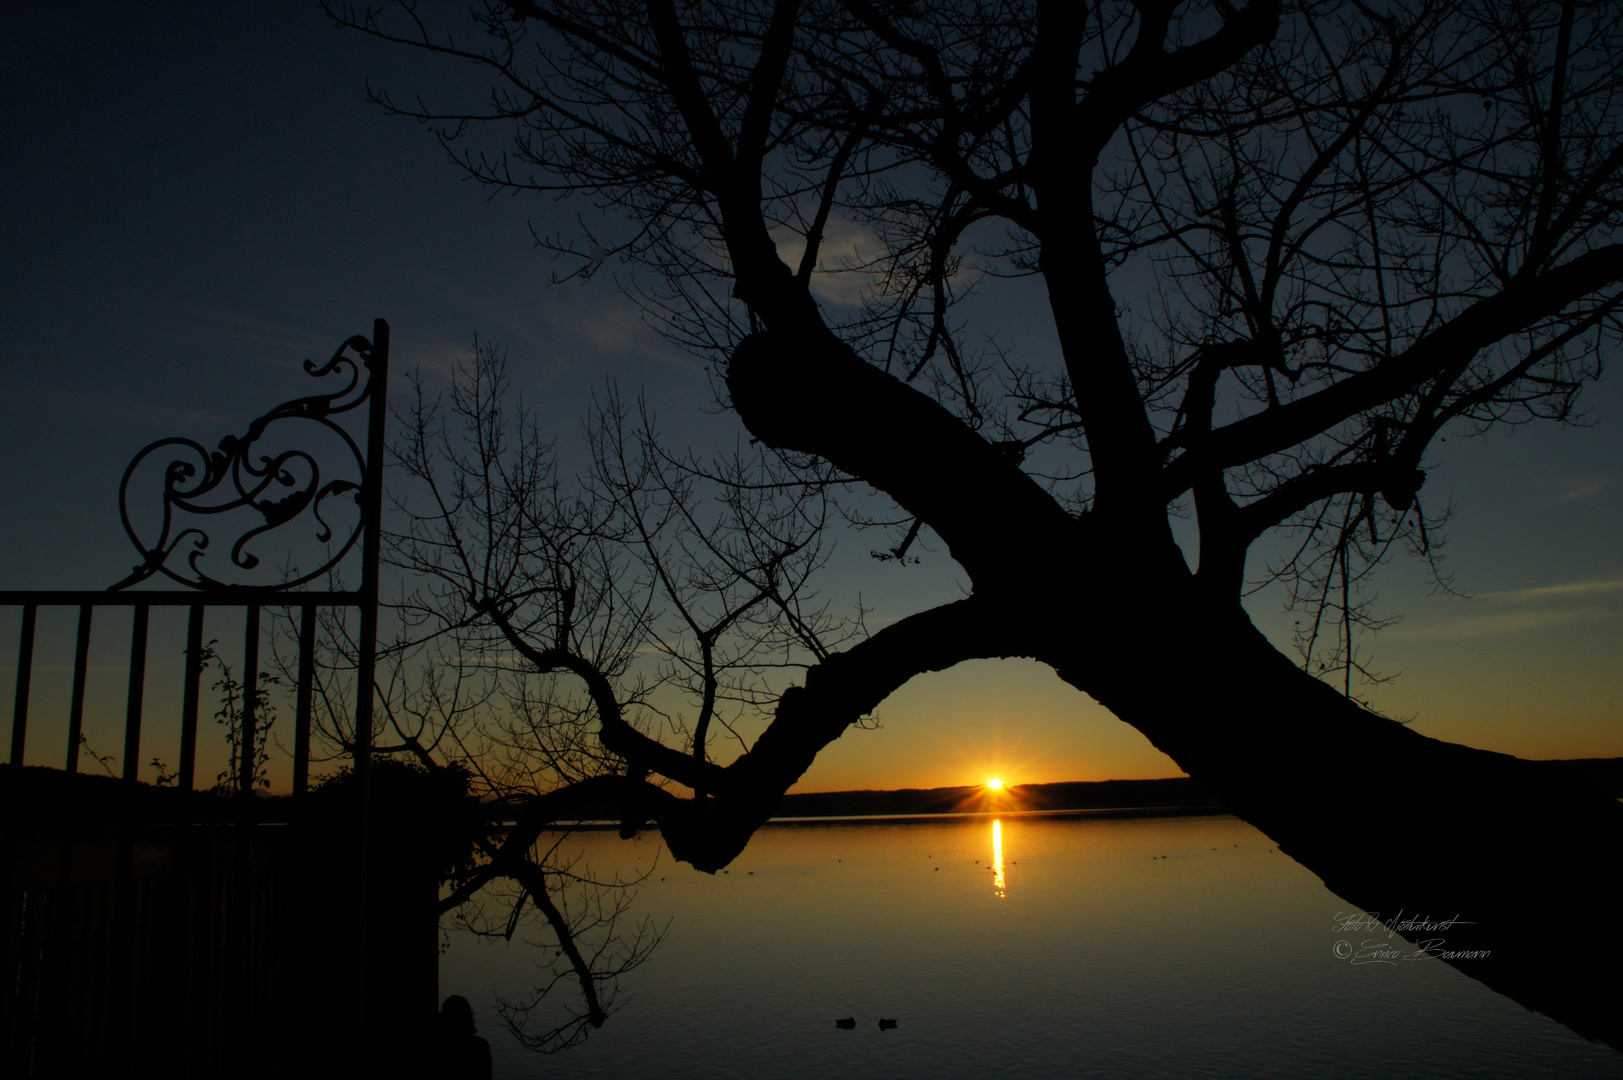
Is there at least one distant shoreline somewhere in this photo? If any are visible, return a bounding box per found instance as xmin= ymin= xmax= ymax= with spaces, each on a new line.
xmin=767 ymin=756 xmax=1623 ymax=821
xmin=7 ymin=758 xmax=1618 ymax=832
xmin=769 ymin=776 xmax=1222 ymax=819
xmin=484 ymin=757 xmax=1623 ymax=827
xmin=544 ymin=803 xmax=1234 ymax=832
xmin=762 ymin=804 xmax=1233 ymax=827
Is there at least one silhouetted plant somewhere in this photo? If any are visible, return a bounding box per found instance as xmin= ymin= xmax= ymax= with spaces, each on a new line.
xmin=150 ymin=757 xmax=178 ymax=787
xmin=202 ymin=640 xmax=279 ymax=792
xmin=331 ymin=341 xmax=843 ymax=1049
xmin=79 ymin=734 xmax=117 ymax=779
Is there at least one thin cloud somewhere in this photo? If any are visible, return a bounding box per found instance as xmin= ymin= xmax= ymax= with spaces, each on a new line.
xmin=1476 ymin=575 xmax=1623 ymax=604
xmin=64 ymin=393 xmax=233 ymax=433
xmin=773 ymin=218 xmax=888 ymax=308
xmin=1390 ymin=606 xmax=1613 ymax=641
xmin=547 ymin=295 xmax=697 ymax=372
xmin=178 ymin=307 xmax=330 ymax=364
xmin=1552 ymin=477 xmax=1607 ymax=503
xmin=390 ymin=326 xmax=493 ymax=389
xmin=1388 ymin=572 xmax=1623 ymax=641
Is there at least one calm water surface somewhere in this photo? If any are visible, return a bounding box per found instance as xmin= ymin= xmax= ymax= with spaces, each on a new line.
xmin=439 ymin=812 xmax=1621 ymax=1079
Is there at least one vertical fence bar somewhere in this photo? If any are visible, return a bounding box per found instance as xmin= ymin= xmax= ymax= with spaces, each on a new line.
xmin=174 ymin=604 xmax=205 ymax=1079
xmin=2 ymin=604 xmax=36 ymax=1068
xmin=122 ymin=605 xmax=149 ymax=785
xmin=1 ymin=604 xmax=32 ymax=1067
xmin=10 ymin=603 xmax=38 ymax=766
xmin=112 ymin=602 xmax=149 ymax=1067
xmin=65 ymin=605 xmax=94 ymax=773
xmin=179 ymin=606 xmax=205 ymax=798
xmin=51 ymin=608 xmax=92 ymax=1066
xmin=231 ymin=603 xmax=262 ymax=1068
xmin=289 ymin=601 xmax=317 ymax=1065
xmin=241 ymin=605 xmax=261 ymax=797
xmin=47 ymin=812 xmax=78 ymax=1071
xmin=294 ymin=603 xmax=316 ymax=798
xmin=353 ymin=317 xmax=390 ymax=1072
xmin=0 ymin=842 xmax=17 ymax=1072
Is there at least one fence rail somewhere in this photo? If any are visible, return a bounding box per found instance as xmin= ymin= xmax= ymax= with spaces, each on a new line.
xmin=3 ymin=594 xmax=360 ymax=797
xmin=0 ymin=320 xmax=415 ymax=1077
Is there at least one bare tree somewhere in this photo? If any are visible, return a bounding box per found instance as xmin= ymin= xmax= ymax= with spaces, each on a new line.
xmin=363 ymin=341 xmax=850 ymax=1047
xmin=327 ymin=0 xmax=1623 ymax=1049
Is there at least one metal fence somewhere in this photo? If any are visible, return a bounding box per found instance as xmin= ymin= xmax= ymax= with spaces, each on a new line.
xmin=0 ymin=321 xmax=423 ymax=1077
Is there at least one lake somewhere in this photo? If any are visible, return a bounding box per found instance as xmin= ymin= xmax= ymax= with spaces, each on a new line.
xmin=439 ymin=812 xmax=1622 ymax=1079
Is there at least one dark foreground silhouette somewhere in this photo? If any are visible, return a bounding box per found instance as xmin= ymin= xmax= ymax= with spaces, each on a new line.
xmin=433 ymin=996 xmax=492 ymax=1080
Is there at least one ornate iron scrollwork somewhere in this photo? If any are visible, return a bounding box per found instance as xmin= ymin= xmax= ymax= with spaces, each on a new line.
xmin=111 ymin=331 xmax=381 ymax=591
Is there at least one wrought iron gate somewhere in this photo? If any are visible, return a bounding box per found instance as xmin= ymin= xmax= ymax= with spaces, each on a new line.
xmin=1 ymin=320 xmax=425 ymax=1077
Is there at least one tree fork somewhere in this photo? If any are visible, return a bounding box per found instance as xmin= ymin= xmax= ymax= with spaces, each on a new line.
xmin=660 ymin=592 xmax=1052 ymax=872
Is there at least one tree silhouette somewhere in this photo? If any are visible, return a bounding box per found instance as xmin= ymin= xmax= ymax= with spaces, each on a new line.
xmin=329 ymin=0 xmax=1623 ymax=1048
xmin=278 ymin=342 xmax=849 ymax=1047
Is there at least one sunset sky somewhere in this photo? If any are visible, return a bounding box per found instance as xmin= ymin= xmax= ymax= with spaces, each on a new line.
xmin=3 ymin=3 xmax=1619 ymax=794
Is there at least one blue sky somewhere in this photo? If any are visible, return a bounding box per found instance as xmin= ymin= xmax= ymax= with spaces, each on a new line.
xmin=2 ymin=3 xmax=1618 ymax=792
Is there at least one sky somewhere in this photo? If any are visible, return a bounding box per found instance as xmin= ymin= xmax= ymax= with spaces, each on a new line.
xmin=2 ymin=3 xmax=1620 ymax=795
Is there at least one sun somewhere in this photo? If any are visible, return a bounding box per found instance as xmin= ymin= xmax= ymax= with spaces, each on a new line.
xmin=986 ymin=778 xmax=1004 ymax=791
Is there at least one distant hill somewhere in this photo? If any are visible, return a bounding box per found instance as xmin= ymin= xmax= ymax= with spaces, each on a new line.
xmin=773 ymin=777 xmax=1221 ymax=818
xmin=7 ymin=757 xmax=1616 ymax=830
xmin=1552 ymin=757 xmax=1623 ymax=795
xmin=770 ymin=757 xmax=1623 ymax=820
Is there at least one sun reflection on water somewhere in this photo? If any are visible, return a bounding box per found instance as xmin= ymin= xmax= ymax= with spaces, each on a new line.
xmin=991 ymin=818 xmax=1006 ymax=898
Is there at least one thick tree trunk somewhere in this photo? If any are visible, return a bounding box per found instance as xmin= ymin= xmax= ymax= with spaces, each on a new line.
xmin=714 ymin=328 xmax=1622 ymax=1053
xmin=661 ymin=570 xmax=1623 ymax=1050
xmin=1055 ymin=598 xmax=1623 ymax=1052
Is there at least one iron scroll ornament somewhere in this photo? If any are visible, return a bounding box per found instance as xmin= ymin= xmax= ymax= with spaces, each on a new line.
xmin=110 ymin=332 xmax=380 ymax=592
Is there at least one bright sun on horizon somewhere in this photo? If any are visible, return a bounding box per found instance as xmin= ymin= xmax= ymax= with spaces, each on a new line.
xmin=986 ymin=778 xmax=1004 ymax=790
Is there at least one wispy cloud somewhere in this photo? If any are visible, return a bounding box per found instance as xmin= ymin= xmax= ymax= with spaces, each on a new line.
xmin=773 ymin=218 xmax=889 ymax=307
xmin=1551 ymin=477 xmax=1608 ymax=503
xmin=177 ymin=307 xmax=334 ymax=365
xmin=1388 ymin=572 xmax=1623 ymax=641
xmin=531 ymin=290 xmax=697 ymax=373
xmin=1393 ymin=607 xmax=1612 ymax=641
xmin=63 ymin=394 xmax=233 ymax=433
xmin=1476 ymin=575 xmax=1623 ymax=604
xmin=390 ymin=329 xmax=489 ymax=389
xmin=569 ymin=302 xmax=672 ymax=359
